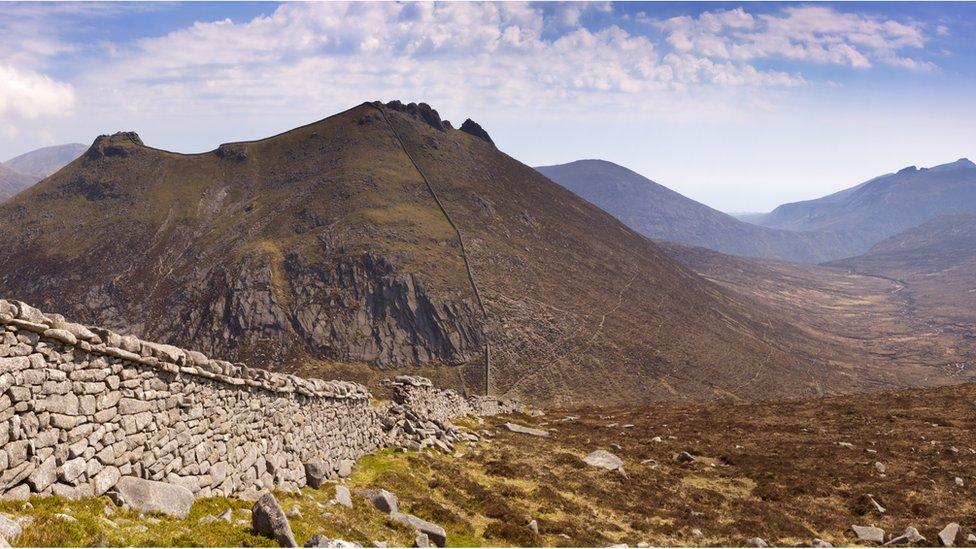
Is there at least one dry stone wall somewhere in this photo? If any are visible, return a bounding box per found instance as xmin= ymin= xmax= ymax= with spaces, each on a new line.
xmin=0 ymin=299 xmax=519 ymax=502
xmin=0 ymin=299 xmax=386 ymax=501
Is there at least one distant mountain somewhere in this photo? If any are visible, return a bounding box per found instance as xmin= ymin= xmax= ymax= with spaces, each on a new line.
xmin=0 ymin=163 xmax=38 ymax=201
xmin=0 ymin=143 xmax=87 ymax=201
xmin=536 ymin=159 xmax=854 ymax=262
xmin=830 ymin=213 xmax=976 ymax=275
xmin=4 ymin=143 xmax=87 ymax=178
xmin=0 ymin=101 xmax=845 ymax=404
xmin=754 ymin=158 xmax=976 ymax=254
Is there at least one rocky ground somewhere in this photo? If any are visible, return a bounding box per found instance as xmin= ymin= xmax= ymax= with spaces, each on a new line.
xmin=2 ymin=383 xmax=975 ymax=547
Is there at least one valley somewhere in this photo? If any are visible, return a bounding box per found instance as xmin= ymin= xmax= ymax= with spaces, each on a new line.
xmin=659 ymin=241 xmax=976 ymax=390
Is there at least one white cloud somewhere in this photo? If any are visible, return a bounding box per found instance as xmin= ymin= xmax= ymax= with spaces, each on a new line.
xmin=68 ymin=1 xmax=805 ymax=127
xmin=0 ymin=65 xmax=75 ymax=121
xmin=658 ymin=5 xmax=934 ymax=70
xmin=0 ymin=1 xmax=952 ymax=158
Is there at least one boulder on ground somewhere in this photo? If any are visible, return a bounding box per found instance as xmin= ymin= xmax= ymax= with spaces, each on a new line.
xmin=0 ymin=515 xmax=21 ymax=541
xmin=502 ymin=423 xmax=549 ymax=437
xmin=108 ymin=477 xmax=195 ymax=519
xmin=363 ymin=489 xmax=399 ymax=515
xmin=252 ymin=492 xmax=298 ymax=547
xmin=583 ymin=450 xmax=623 ymax=472
xmin=393 ymin=513 xmax=447 ymax=547
xmin=885 ymin=527 xmax=925 ymax=546
xmin=812 ymin=539 xmax=833 ymax=548
xmin=745 ymin=537 xmax=768 ymax=547
xmin=852 ymin=525 xmax=885 ymax=544
xmin=335 ymin=485 xmax=353 ymax=508
xmin=675 ymin=451 xmax=696 ymax=463
xmin=939 ymin=523 xmax=960 ymax=547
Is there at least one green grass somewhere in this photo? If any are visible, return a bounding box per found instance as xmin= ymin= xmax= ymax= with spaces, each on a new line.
xmin=0 ymin=415 xmax=601 ymax=548
xmin=0 ymin=445 xmax=511 ymax=547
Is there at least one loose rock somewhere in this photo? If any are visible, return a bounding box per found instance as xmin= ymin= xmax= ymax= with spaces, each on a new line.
xmin=393 ymin=513 xmax=447 ymax=547
xmin=884 ymin=527 xmax=925 ymax=546
xmin=109 ymin=477 xmax=195 ymax=519
xmin=502 ymin=423 xmax=549 ymax=437
xmin=337 ymin=460 xmax=354 ymax=478
xmin=252 ymin=492 xmax=298 ymax=547
xmin=335 ymin=485 xmax=352 ymax=508
xmin=938 ymin=523 xmax=959 ymax=547
xmin=745 ymin=537 xmax=768 ymax=547
xmin=583 ymin=450 xmax=624 ymax=472
xmin=0 ymin=515 xmax=20 ymax=541
xmin=363 ymin=489 xmax=399 ymax=515
xmin=852 ymin=525 xmax=885 ymax=544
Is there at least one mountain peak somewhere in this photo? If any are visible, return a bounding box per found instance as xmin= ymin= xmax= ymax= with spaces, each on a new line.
xmin=378 ymin=100 xmax=450 ymax=132
xmin=459 ymin=119 xmax=493 ymax=145
xmin=928 ymin=157 xmax=976 ymax=172
xmin=373 ymin=100 xmax=494 ymax=145
xmin=86 ymin=132 xmax=146 ymax=159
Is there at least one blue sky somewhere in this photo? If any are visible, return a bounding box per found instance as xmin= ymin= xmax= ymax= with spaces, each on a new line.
xmin=1 ymin=2 xmax=974 ymax=211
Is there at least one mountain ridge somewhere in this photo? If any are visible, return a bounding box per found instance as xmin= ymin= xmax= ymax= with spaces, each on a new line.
xmin=1 ymin=142 xmax=88 ymax=201
xmin=753 ymin=157 xmax=976 ymax=254
xmin=536 ymin=159 xmax=857 ymax=262
xmin=0 ymin=162 xmax=38 ymax=201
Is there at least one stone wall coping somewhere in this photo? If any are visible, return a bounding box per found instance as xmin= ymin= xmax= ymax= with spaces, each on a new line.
xmin=0 ymin=299 xmax=371 ymax=401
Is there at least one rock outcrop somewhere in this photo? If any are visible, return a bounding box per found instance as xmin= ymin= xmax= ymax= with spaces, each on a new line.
xmin=459 ymin=119 xmax=494 ymax=145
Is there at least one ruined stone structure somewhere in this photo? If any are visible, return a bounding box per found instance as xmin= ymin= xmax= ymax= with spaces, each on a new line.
xmin=385 ymin=376 xmax=520 ymax=422
xmin=0 ymin=299 xmax=517 ymax=502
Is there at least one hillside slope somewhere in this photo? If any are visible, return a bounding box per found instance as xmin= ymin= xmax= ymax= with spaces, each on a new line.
xmin=0 ymin=101 xmax=883 ymax=403
xmin=755 ymin=158 xmax=976 ymax=253
xmin=4 ymin=142 xmax=87 ymax=178
xmin=536 ymin=159 xmax=852 ymax=262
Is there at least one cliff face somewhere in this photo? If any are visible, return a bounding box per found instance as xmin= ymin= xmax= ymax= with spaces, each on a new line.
xmin=2 ymin=241 xmax=484 ymax=372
